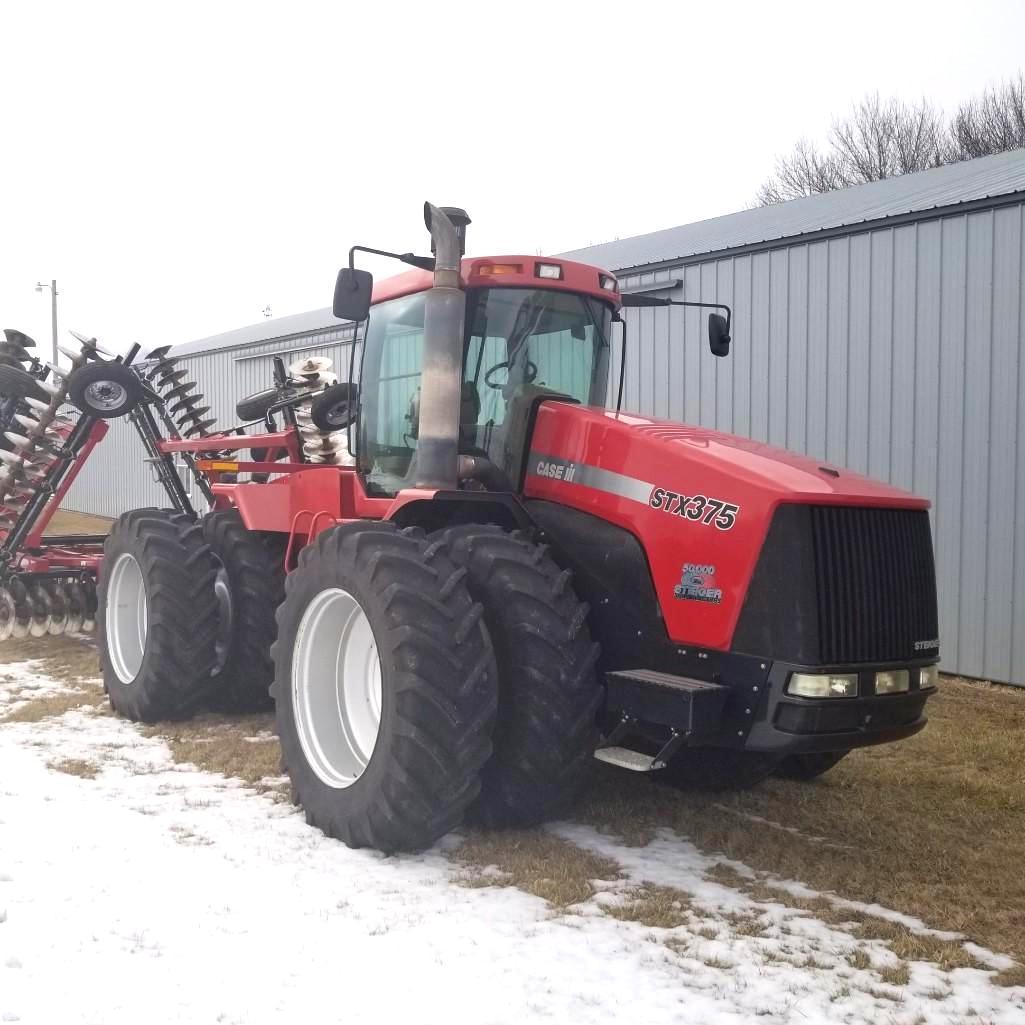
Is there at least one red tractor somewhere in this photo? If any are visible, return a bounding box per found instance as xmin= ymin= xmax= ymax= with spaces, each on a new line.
xmin=74 ymin=204 xmax=940 ymax=853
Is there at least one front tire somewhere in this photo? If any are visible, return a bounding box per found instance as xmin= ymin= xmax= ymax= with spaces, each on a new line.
xmin=437 ymin=525 xmax=602 ymax=828
xmin=99 ymin=509 xmax=219 ymax=722
xmin=272 ymin=522 xmax=498 ymax=852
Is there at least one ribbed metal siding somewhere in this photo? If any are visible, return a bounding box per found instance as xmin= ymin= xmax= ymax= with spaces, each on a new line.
xmin=616 ymin=202 xmax=1025 ymax=685
xmin=810 ymin=506 xmax=938 ymax=664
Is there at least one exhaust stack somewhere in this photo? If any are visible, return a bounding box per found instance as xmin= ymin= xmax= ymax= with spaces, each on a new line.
xmin=414 ymin=203 xmax=471 ymax=490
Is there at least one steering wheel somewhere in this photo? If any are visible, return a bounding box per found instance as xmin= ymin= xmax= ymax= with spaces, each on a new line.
xmin=484 ymin=358 xmax=538 ymax=390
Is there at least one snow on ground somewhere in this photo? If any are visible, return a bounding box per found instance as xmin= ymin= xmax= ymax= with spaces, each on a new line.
xmin=1 ymin=659 xmax=1023 ymax=1025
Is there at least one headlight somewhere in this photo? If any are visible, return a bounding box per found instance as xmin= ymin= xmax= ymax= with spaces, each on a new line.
xmin=874 ymin=670 xmax=910 ymax=695
xmin=919 ymin=666 xmax=939 ymax=690
xmin=788 ymin=673 xmax=858 ymax=698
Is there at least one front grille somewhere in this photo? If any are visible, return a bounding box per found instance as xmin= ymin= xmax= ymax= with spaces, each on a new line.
xmin=810 ymin=506 xmax=938 ymax=663
xmin=733 ymin=504 xmax=939 ymax=665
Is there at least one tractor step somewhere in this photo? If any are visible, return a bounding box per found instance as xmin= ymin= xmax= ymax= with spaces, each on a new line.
xmin=605 ymin=668 xmax=730 ymax=737
xmin=593 ymin=746 xmax=662 ymax=772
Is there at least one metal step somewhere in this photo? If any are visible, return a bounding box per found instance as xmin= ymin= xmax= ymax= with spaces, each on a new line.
xmin=593 ymin=746 xmax=660 ymax=772
xmin=605 ymin=668 xmax=729 ymax=737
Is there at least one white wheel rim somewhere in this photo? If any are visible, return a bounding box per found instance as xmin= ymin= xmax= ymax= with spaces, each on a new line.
xmin=107 ymin=553 xmax=148 ymax=684
xmin=292 ymin=587 xmax=383 ymax=789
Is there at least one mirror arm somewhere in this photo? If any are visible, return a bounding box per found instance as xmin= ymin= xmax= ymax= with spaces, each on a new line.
xmin=348 ymin=245 xmax=435 ymax=273
xmin=621 ymin=292 xmax=731 ymax=331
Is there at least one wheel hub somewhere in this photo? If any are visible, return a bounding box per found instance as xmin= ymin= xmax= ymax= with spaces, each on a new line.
xmin=84 ymin=380 xmax=127 ymax=411
xmin=292 ymin=587 xmax=383 ymax=789
xmin=107 ymin=552 xmax=148 ymax=684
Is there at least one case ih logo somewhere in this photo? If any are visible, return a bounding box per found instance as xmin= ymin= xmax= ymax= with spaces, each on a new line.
xmin=674 ymin=563 xmax=723 ymax=604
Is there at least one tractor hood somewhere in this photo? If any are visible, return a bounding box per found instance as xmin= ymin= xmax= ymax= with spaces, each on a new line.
xmin=523 ymin=402 xmax=929 ymax=652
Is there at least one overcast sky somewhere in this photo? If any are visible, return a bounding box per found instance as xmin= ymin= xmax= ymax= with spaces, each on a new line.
xmin=1 ymin=0 xmax=1023 ymax=359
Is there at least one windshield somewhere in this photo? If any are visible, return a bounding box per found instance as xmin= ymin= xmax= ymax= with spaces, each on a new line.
xmin=357 ymin=286 xmax=612 ymax=496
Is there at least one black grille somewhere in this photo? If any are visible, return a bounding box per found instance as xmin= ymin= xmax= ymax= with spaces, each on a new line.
xmin=733 ymin=504 xmax=938 ymax=665
xmin=810 ymin=506 xmax=938 ymax=663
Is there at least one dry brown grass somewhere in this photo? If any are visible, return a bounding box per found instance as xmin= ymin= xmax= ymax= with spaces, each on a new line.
xmin=47 ymin=756 xmax=101 ymax=778
xmin=140 ymin=713 xmax=279 ymax=788
xmin=575 ymin=676 xmax=1025 ymax=968
xmin=2 ymin=634 xmax=102 ymax=685
xmin=1 ymin=685 xmax=105 ymax=724
xmin=602 ymin=883 xmax=692 ymax=928
xmin=451 ymin=829 xmax=621 ymax=908
xmin=46 ymin=508 xmax=113 ymax=535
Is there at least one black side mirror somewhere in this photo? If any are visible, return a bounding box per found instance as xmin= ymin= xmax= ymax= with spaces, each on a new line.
xmin=333 ymin=268 xmax=374 ymax=322
xmin=708 ymin=313 xmax=731 ymax=358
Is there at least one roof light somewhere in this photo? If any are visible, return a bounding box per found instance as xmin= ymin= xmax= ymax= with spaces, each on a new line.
xmin=599 ymin=273 xmax=618 ymax=292
xmin=477 ymin=263 xmax=522 ymax=276
xmin=535 ymin=262 xmax=563 ymax=280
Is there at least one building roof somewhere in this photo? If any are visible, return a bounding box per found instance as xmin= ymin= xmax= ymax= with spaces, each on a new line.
xmin=561 ymin=148 xmax=1025 ymax=273
xmin=176 ymin=151 xmax=1025 ymax=357
xmin=174 ymin=306 xmax=346 ymax=357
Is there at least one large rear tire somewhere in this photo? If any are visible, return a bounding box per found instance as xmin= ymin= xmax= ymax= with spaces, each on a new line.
xmin=202 ymin=510 xmax=284 ymax=711
xmin=99 ymin=509 xmax=219 ymax=722
xmin=272 ymin=522 xmax=498 ymax=852
xmin=659 ymin=748 xmax=781 ymax=791
xmin=437 ymin=525 xmax=602 ymax=828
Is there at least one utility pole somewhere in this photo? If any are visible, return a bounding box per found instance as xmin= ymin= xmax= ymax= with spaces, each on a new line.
xmin=34 ymin=280 xmax=59 ymax=364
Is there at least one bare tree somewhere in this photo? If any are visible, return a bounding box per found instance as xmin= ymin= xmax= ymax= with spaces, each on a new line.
xmin=758 ymin=76 xmax=1023 ymax=205
xmin=947 ymin=73 xmax=1025 ymax=159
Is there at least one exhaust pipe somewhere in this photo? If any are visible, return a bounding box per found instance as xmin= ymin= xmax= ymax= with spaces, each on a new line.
xmin=414 ymin=203 xmax=471 ymax=490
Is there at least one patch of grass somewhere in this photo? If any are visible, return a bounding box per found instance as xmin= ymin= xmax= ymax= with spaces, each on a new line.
xmin=847 ymin=949 xmax=872 ymax=971
xmin=992 ymin=963 xmax=1025 ymax=987
xmin=602 ymin=883 xmax=692 ymax=928
xmin=47 ymin=757 xmax=100 ymax=779
xmin=46 ymin=508 xmax=112 ymax=535
xmin=0 ymin=634 xmax=103 ymax=695
xmin=852 ymin=916 xmax=986 ymax=971
xmin=859 ymin=984 xmax=903 ymax=1003
xmin=877 ymin=962 xmax=911 ymax=986
xmin=1 ymin=685 xmax=105 ymax=724
xmin=573 ymin=676 xmax=1025 ymax=963
xmin=450 ymin=829 xmax=622 ymax=909
xmin=141 ymin=713 xmax=279 ymax=788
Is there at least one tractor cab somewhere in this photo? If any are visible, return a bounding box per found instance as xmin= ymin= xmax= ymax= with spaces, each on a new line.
xmin=356 ymin=278 xmax=614 ymax=497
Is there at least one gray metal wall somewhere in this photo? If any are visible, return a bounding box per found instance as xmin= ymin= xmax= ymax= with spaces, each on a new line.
xmin=65 ymin=202 xmax=1025 ymax=684
xmin=614 ymin=202 xmax=1025 ymax=685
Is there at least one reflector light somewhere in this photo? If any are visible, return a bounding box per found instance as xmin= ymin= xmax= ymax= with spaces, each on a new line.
xmin=197 ymin=460 xmax=239 ymax=472
xmin=787 ymin=673 xmax=859 ymax=698
xmin=599 ymin=273 xmax=617 ymax=291
xmin=875 ymin=670 xmax=910 ymax=695
xmin=919 ymin=665 xmax=939 ymax=690
xmin=477 ymin=264 xmax=521 ymax=276
xmin=535 ymin=262 xmax=563 ymax=280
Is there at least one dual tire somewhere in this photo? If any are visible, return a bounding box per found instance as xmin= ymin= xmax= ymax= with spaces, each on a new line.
xmin=100 ymin=508 xmax=282 ymax=721
xmin=271 ymin=522 xmax=601 ymax=849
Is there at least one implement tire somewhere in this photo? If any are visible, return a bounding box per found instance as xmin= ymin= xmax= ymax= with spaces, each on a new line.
xmin=775 ymin=750 xmax=848 ymax=780
xmin=659 ymin=748 xmax=781 ymax=792
xmin=99 ymin=508 xmax=219 ymax=722
xmin=436 ymin=525 xmax=602 ymax=828
xmin=272 ymin=522 xmax=498 ymax=852
xmin=203 ymin=510 xmax=284 ymax=711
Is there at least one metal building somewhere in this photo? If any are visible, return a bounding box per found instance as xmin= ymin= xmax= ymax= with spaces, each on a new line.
xmin=66 ymin=149 xmax=1025 ymax=684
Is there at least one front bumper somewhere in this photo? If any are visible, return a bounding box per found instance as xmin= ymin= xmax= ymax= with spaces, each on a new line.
xmin=741 ymin=660 xmax=936 ymax=754
xmin=604 ymin=658 xmax=937 ymax=756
